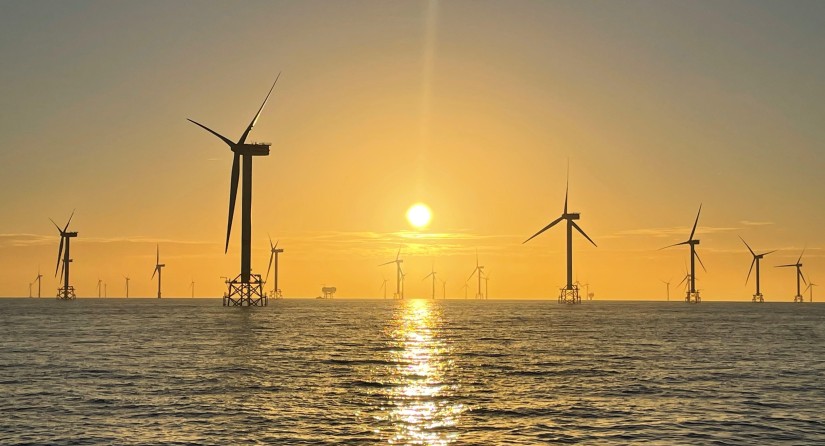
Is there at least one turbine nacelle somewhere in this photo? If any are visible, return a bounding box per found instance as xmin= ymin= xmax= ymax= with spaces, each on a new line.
xmin=232 ymin=143 xmax=271 ymax=156
xmin=563 ymin=212 xmax=580 ymax=220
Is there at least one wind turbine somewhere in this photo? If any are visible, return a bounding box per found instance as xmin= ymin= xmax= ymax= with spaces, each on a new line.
xmin=152 ymin=244 xmax=165 ymax=299
xmin=467 ymin=252 xmax=485 ymax=299
xmin=190 ymin=280 xmax=195 ymax=298
xmin=776 ymin=249 xmax=807 ymax=303
xmin=28 ymin=282 xmax=32 ymax=298
xmin=740 ymin=236 xmax=776 ymax=303
xmin=189 ymin=74 xmax=280 ymax=307
xmin=462 ymin=282 xmax=468 ymax=299
xmin=523 ymin=165 xmax=597 ymax=304
xmin=124 ymin=276 xmax=130 ymax=298
xmin=104 ymin=282 xmax=107 ymax=298
xmin=661 ymin=278 xmax=672 ymax=301
xmin=379 ymin=249 xmax=404 ymax=299
xmin=97 ymin=278 xmax=103 ymax=298
xmin=33 ymin=268 xmax=43 ymax=298
xmin=264 ymin=236 xmax=284 ymax=299
xmin=423 ymin=263 xmax=438 ymax=300
xmin=484 ymin=271 xmax=490 ymax=299
xmin=50 ymin=210 xmax=77 ymax=300
xmin=661 ymin=205 xmax=705 ymax=303
xmin=805 ymin=282 xmax=817 ymax=302
xmin=380 ymin=276 xmax=388 ymax=299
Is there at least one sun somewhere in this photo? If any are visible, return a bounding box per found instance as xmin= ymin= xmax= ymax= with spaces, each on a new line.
xmin=406 ymin=203 xmax=432 ymax=229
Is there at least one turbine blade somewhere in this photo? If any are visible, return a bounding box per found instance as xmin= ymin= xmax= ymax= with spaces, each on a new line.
xmin=188 ymin=119 xmax=235 ymax=147
xmin=760 ymin=250 xmax=777 ymax=257
xmin=677 ymin=274 xmax=688 ymax=287
xmin=378 ymin=260 xmax=395 ymax=266
xmin=422 ymin=272 xmax=433 ymax=281
xmin=800 ymin=269 xmax=808 ymax=286
xmin=775 ymin=264 xmax=796 ymax=268
xmin=695 ymin=251 xmax=707 ymax=272
xmin=659 ymin=240 xmax=690 ymax=250
xmin=467 ymin=268 xmax=478 ymax=282
xmin=571 ymin=221 xmax=597 ymax=247
xmin=739 ymin=236 xmax=755 ymax=257
xmin=274 ymin=240 xmax=279 ymax=249
xmin=269 ymin=234 xmax=274 ymax=250
xmin=745 ymin=258 xmax=755 ymax=285
xmin=797 ymin=248 xmax=805 ymax=265
xmin=152 ymin=267 xmax=157 ymax=279
xmin=689 ymin=204 xmax=702 ymax=240
xmin=265 ymin=251 xmax=274 ymax=283
xmin=564 ymin=161 xmax=569 ymax=215
xmin=225 ymin=152 xmax=240 ymax=253
xmin=156 ymin=244 xmax=159 ymax=264
xmin=396 ymin=248 xmax=400 ymax=261
xmin=523 ymin=216 xmax=564 ymax=244
xmin=49 ymin=218 xmax=62 ymax=233
xmin=55 ymin=237 xmax=64 ymax=277
xmin=63 ymin=209 xmax=75 ymax=232
xmin=239 ymin=73 xmax=280 ymax=144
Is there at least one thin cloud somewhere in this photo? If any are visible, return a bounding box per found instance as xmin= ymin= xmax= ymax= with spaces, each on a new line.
xmin=612 ymin=226 xmax=738 ymax=239
xmin=740 ymin=220 xmax=774 ymax=226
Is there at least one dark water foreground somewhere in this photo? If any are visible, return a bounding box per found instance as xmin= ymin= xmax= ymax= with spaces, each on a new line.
xmin=1 ymin=298 xmax=823 ymax=445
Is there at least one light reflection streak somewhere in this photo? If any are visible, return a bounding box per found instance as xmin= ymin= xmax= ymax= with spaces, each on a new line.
xmin=385 ymin=299 xmax=462 ymax=445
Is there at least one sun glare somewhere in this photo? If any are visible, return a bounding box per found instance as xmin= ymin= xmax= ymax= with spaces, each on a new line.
xmin=407 ymin=204 xmax=432 ymax=229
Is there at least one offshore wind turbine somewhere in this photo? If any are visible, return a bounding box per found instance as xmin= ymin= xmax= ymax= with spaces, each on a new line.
xmin=152 ymin=245 xmax=165 ymax=299
xmin=423 ymin=263 xmax=438 ymax=300
xmin=467 ymin=253 xmax=484 ymax=299
xmin=124 ymin=276 xmax=130 ymax=298
xmin=380 ymin=276 xmax=388 ymax=299
xmin=33 ymin=268 xmax=43 ymax=298
xmin=739 ymin=236 xmax=776 ymax=303
xmin=264 ymin=236 xmax=284 ymax=299
xmin=805 ymin=282 xmax=817 ymax=302
xmin=96 ymin=278 xmax=103 ymax=298
xmin=776 ymin=249 xmax=807 ymax=303
xmin=379 ymin=249 xmax=404 ymax=299
xmin=661 ymin=278 xmax=672 ymax=301
xmin=661 ymin=205 xmax=705 ymax=303
xmin=189 ymin=74 xmax=280 ymax=307
xmin=484 ymin=271 xmax=490 ymax=300
xmin=523 ymin=166 xmax=597 ymax=304
xmin=190 ymin=280 xmax=195 ymax=298
xmin=50 ymin=211 xmax=77 ymax=300
xmin=28 ymin=282 xmax=32 ymax=298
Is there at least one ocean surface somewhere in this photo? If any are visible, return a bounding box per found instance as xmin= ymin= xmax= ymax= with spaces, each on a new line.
xmin=1 ymin=298 xmax=824 ymax=445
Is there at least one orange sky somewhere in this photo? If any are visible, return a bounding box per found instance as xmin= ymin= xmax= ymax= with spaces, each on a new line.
xmin=1 ymin=1 xmax=823 ymax=299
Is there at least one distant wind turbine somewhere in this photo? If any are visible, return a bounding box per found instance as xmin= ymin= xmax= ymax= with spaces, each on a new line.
xmin=661 ymin=278 xmax=672 ymax=302
xmin=379 ymin=249 xmax=404 ymax=299
xmin=805 ymin=282 xmax=817 ymax=302
xmin=264 ymin=236 xmax=285 ymax=299
xmin=190 ymin=279 xmax=195 ymax=298
xmin=124 ymin=276 xmax=130 ymax=298
xmin=189 ymin=74 xmax=280 ymax=307
xmin=33 ymin=268 xmax=43 ymax=298
xmin=380 ymin=276 xmax=388 ymax=299
xmin=28 ymin=282 xmax=32 ymax=298
xmin=523 ymin=164 xmax=597 ymax=304
xmin=467 ymin=252 xmax=485 ymax=299
xmin=97 ymin=278 xmax=103 ymax=298
xmin=776 ymin=249 xmax=807 ymax=303
xmin=661 ymin=205 xmax=705 ymax=303
xmin=152 ymin=245 xmax=165 ymax=299
xmin=50 ymin=210 xmax=77 ymax=300
xmin=739 ymin=236 xmax=776 ymax=303
xmin=484 ymin=271 xmax=490 ymax=300
xmin=423 ymin=263 xmax=438 ymax=300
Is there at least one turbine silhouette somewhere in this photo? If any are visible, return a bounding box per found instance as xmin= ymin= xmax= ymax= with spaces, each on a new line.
xmin=152 ymin=245 xmax=165 ymax=299
xmin=661 ymin=205 xmax=705 ymax=303
xmin=523 ymin=165 xmax=596 ymax=304
xmin=33 ymin=268 xmax=43 ymax=299
xmin=739 ymin=236 xmax=775 ymax=302
xmin=50 ymin=210 xmax=77 ymax=300
xmin=379 ymin=249 xmax=404 ymax=299
xmin=467 ymin=252 xmax=484 ymax=299
xmin=264 ymin=236 xmax=284 ymax=299
xmin=776 ymin=249 xmax=807 ymax=303
xmin=423 ymin=262 xmax=438 ymax=300
xmin=189 ymin=74 xmax=280 ymax=306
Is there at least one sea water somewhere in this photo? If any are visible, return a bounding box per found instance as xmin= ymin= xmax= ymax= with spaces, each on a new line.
xmin=1 ymin=298 xmax=824 ymax=445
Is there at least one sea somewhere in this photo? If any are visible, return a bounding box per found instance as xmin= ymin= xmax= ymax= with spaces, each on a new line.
xmin=1 ymin=298 xmax=824 ymax=445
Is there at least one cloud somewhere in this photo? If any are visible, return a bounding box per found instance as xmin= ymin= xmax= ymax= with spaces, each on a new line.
xmin=0 ymin=233 xmax=218 ymax=249
xmin=610 ymin=226 xmax=739 ymax=239
xmin=740 ymin=220 xmax=774 ymax=226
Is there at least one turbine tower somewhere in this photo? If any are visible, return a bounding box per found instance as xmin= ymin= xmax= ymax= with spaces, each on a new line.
xmin=152 ymin=245 xmax=165 ymax=299
xmin=264 ymin=236 xmax=284 ymax=299
xmin=33 ymin=268 xmax=43 ymax=298
xmin=190 ymin=280 xmax=195 ymax=298
xmin=740 ymin=236 xmax=776 ymax=303
xmin=661 ymin=205 xmax=705 ymax=303
xmin=805 ymin=282 xmax=817 ymax=302
xmin=523 ymin=166 xmax=597 ymax=304
xmin=380 ymin=276 xmax=388 ymax=299
xmin=484 ymin=271 xmax=490 ymax=299
xmin=776 ymin=249 xmax=807 ymax=303
xmin=50 ymin=211 xmax=77 ymax=300
xmin=379 ymin=249 xmax=404 ymax=299
xmin=423 ymin=263 xmax=438 ymax=300
xmin=467 ymin=253 xmax=484 ymax=299
xmin=124 ymin=276 xmax=130 ymax=298
xmin=189 ymin=74 xmax=280 ymax=307
xmin=661 ymin=278 xmax=672 ymax=301
xmin=97 ymin=278 xmax=103 ymax=298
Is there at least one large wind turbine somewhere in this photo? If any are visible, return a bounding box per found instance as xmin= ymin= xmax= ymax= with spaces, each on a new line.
xmin=776 ymin=249 xmax=807 ymax=303
xmin=264 ymin=236 xmax=284 ymax=299
xmin=661 ymin=205 xmax=705 ymax=303
xmin=423 ymin=263 xmax=438 ymax=300
xmin=467 ymin=253 xmax=484 ymax=299
xmin=740 ymin=236 xmax=775 ymax=303
xmin=523 ymin=167 xmax=597 ymax=304
xmin=379 ymin=249 xmax=404 ymax=299
xmin=152 ymin=245 xmax=165 ymax=299
xmin=51 ymin=211 xmax=77 ymax=300
xmin=33 ymin=268 xmax=43 ymax=298
xmin=189 ymin=74 xmax=280 ymax=307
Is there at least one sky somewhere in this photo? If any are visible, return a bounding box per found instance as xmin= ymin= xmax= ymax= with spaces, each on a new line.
xmin=1 ymin=0 xmax=824 ymax=300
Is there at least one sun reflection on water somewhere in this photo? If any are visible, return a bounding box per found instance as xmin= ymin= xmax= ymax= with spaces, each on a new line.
xmin=384 ymin=299 xmax=463 ymax=445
